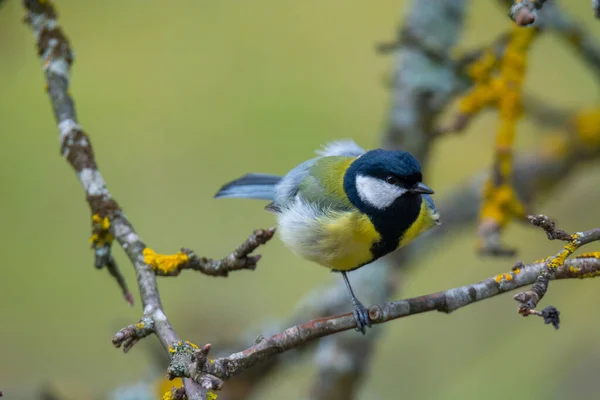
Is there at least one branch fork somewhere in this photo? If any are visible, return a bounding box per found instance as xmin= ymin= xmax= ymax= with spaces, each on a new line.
xmin=513 ymin=214 xmax=600 ymax=325
xmin=144 ymin=228 xmax=276 ymax=277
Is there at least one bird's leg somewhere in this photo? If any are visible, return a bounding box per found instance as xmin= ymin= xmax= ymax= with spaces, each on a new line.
xmin=341 ymin=271 xmax=372 ymax=334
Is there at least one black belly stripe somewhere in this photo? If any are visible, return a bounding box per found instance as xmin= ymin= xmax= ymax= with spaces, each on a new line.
xmin=368 ymin=196 xmax=422 ymax=261
xmin=330 ymin=197 xmax=422 ymax=273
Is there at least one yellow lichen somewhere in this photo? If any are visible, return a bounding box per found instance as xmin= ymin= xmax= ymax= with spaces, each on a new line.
xmin=575 ymin=252 xmax=600 ymax=259
xmin=90 ymin=214 xmax=113 ymax=247
xmin=547 ymin=239 xmax=580 ymax=269
xmin=494 ymin=273 xmax=513 ymax=283
xmin=581 ymin=271 xmax=600 ymax=279
xmin=92 ymin=213 xmax=111 ymax=230
xmin=169 ymin=340 xmax=198 ymax=355
xmin=479 ymin=181 xmax=525 ymax=230
xmin=574 ymin=107 xmax=600 ymax=148
xmin=143 ymin=248 xmax=189 ymax=274
xmin=457 ymin=26 xmax=539 ymax=249
xmin=185 ymin=340 xmax=199 ymax=350
xmin=156 ymin=377 xmax=183 ymax=400
xmin=540 ymin=132 xmax=571 ymax=159
xmin=135 ymin=322 xmax=145 ymax=329
xmin=207 ymin=391 xmax=218 ymax=400
xmin=513 ymin=268 xmax=521 ymax=274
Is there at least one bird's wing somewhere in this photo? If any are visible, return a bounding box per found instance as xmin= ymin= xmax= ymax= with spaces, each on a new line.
xmin=315 ymin=139 xmax=366 ymax=157
xmin=294 ymin=156 xmax=356 ymax=211
xmin=272 ymin=142 xmax=362 ymax=211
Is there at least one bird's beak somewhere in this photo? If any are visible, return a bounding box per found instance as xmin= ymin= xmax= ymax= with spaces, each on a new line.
xmin=410 ymin=182 xmax=434 ymax=195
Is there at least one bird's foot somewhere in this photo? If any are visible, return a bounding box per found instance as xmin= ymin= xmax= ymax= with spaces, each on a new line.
xmin=352 ymin=299 xmax=372 ymax=335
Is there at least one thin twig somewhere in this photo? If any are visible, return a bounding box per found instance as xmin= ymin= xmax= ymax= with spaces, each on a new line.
xmin=513 ymin=215 xmax=600 ymax=318
xmin=144 ymin=228 xmax=276 ymax=277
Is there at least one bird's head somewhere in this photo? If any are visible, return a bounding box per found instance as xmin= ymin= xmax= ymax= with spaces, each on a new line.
xmin=343 ymin=149 xmax=434 ymax=212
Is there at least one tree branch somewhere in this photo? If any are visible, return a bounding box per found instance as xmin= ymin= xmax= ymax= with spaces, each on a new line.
xmin=513 ymin=215 xmax=600 ymax=319
xmin=22 ymin=2 xmax=272 ymax=399
xmin=143 ymin=228 xmax=275 ymax=277
xmin=190 ymin=251 xmax=600 ymax=382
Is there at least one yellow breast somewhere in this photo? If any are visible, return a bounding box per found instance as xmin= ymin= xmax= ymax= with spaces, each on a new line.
xmin=399 ymin=198 xmax=436 ymax=248
xmin=277 ymin=196 xmax=437 ymax=272
xmin=319 ymin=211 xmax=380 ymax=271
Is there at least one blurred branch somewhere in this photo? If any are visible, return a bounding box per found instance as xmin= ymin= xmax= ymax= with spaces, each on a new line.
xmin=305 ymin=1 xmax=468 ymax=399
xmin=538 ymin=1 xmax=600 ymax=81
xmin=22 ymin=2 xmax=272 ymax=399
xmin=443 ymin=0 xmax=600 ymax=256
xmin=185 ymin=245 xmax=600 ymax=383
xmin=381 ymin=0 xmax=467 ymax=162
xmin=501 ymin=1 xmax=600 ymax=77
xmin=507 ymin=0 xmax=600 ymax=26
xmin=507 ymin=0 xmax=548 ymax=26
xmin=451 ymin=25 xmax=539 ymax=256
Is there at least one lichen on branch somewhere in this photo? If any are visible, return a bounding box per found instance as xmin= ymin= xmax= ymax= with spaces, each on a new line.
xmin=143 ymin=228 xmax=275 ymax=277
xmin=448 ymin=25 xmax=540 ymax=256
xmin=513 ymin=215 xmax=600 ymax=319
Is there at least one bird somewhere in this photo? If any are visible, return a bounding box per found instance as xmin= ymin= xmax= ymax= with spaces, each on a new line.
xmin=214 ymin=140 xmax=440 ymax=334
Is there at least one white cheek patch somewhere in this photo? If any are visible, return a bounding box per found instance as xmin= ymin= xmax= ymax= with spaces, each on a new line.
xmin=355 ymin=175 xmax=406 ymax=210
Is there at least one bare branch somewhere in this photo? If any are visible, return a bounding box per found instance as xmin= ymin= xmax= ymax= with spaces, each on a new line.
xmin=105 ymin=256 xmax=135 ymax=306
xmin=112 ymin=316 xmax=155 ymax=353
xmin=528 ymin=214 xmax=572 ymax=241
xmin=188 ymin=254 xmax=600 ymax=382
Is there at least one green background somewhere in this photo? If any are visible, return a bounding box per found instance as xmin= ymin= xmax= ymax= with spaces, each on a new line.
xmin=1 ymin=1 xmax=600 ymax=399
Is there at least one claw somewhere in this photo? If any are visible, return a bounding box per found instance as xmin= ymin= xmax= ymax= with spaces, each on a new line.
xmin=352 ymin=299 xmax=372 ymax=334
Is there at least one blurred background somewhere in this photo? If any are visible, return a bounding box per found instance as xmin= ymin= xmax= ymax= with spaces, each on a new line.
xmin=2 ymin=1 xmax=600 ymax=399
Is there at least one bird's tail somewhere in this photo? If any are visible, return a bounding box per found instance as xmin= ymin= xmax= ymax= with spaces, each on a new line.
xmin=214 ymin=173 xmax=282 ymax=200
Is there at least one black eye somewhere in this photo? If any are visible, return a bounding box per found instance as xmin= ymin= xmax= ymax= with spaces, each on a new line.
xmin=385 ymin=176 xmax=399 ymax=185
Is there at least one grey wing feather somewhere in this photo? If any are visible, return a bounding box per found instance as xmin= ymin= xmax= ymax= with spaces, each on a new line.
xmin=215 ymin=139 xmax=365 ymax=212
xmin=214 ymin=173 xmax=282 ymax=200
xmin=315 ymin=139 xmax=366 ymax=157
xmin=273 ymin=159 xmax=316 ymax=207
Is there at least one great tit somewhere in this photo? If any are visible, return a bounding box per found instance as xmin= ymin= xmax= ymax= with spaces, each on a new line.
xmin=214 ymin=140 xmax=440 ymax=334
